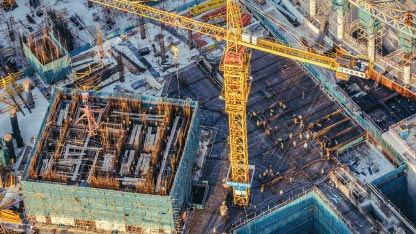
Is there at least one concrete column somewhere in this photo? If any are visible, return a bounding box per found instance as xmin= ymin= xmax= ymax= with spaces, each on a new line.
xmin=368 ymin=35 xmax=375 ymax=62
xmin=336 ymin=8 xmax=344 ymax=41
xmin=139 ymin=17 xmax=146 ymax=39
xmin=22 ymin=80 xmax=34 ymax=109
xmin=9 ymin=109 xmax=23 ymax=147
xmin=403 ymin=63 xmax=411 ymax=85
xmin=310 ymin=0 xmax=317 ymax=17
xmin=4 ymin=134 xmax=16 ymax=164
xmin=188 ymin=30 xmax=194 ymax=49
xmin=159 ymin=36 xmax=166 ymax=63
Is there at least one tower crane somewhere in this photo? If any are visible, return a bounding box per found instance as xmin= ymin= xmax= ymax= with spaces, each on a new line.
xmin=90 ymin=0 xmax=373 ymax=206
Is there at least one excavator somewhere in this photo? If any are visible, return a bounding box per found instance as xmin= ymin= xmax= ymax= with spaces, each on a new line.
xmin=90 ymin=0 xmax=373 ymax=206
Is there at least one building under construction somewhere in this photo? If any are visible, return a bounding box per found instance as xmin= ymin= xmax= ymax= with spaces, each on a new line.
xmin=21 ymin=88 xmax=200 ymax=233
xmin=22 ymin=30 xmax=71 ymax=84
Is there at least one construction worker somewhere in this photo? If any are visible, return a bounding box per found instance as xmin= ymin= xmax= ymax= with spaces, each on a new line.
xmin=265 ymin=128 xmax=271 ymax=136
xmin=263 ymin=170 xmax=269 ymax=178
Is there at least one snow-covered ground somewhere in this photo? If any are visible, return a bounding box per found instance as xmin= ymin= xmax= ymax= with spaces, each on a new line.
xmin=68 ymin=20 xmax=201 ymax=94
xmin=0 ymin=84 xmax=49 ymax=151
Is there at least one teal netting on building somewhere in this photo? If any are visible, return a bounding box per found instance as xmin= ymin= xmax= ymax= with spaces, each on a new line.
xmin=359 ymin=8 xmax=381 ymax=35
xmin=399 ymin=31 xmax=415 ymax=54
xmin=0 ymin=141 xmax=10 ymax=167
xmin=23 ymin=32 xmax=71 ymax=84
xmin=22 ymin=181 xmax=176 ymax=230
xmin=373 ymin=165 xmax=407 ymax=211
xmin=233 ymin=190 xmax=352 ymax=234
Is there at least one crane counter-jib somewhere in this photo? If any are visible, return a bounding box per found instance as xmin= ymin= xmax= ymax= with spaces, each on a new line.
xmin=90 ymin=0 xmax=344 ymax=72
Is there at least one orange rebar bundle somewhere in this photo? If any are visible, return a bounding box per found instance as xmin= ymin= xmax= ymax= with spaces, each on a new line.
xmin=0 ymin=210 xmax=22 ymax=224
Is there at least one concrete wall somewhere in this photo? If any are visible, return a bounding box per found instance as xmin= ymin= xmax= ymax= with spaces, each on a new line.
xmin=406 ymin=164 xmax=416 ymax=223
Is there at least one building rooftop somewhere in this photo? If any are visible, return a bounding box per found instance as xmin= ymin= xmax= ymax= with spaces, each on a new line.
xmin=337 ymin=142 xmax=396 ymax=182
xmin=390 ymin=114 xmax=416 ymax=149
xmin=24 ymin=88 xmax=196 ymax=196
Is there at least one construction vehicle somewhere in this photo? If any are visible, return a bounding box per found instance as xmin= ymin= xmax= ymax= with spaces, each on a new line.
xmin=90 ymin=0 xmax=373 ymax=206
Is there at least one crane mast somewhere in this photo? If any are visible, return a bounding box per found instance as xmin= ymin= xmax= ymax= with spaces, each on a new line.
xmin=90 ymin=0 xmax=372 ymax=207
xmin=222 ymin=0 xmax=253 ymax=206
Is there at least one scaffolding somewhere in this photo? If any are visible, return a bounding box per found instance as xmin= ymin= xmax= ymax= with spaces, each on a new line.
xmin=22 ymin=88 xmax=200 ymax=233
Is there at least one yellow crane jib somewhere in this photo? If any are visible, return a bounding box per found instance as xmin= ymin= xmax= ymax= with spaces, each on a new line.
xmin=89 ymin=0 xmax=373 ymax=206
xmin=89 ymin=0 xmax=372 ymax=80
